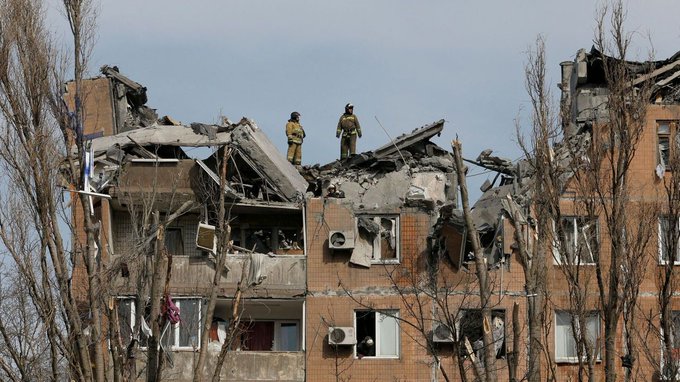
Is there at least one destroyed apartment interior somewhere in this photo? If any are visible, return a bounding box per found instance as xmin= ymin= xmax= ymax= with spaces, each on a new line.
xmin=64 ymin=45 xmax=680 ymax=382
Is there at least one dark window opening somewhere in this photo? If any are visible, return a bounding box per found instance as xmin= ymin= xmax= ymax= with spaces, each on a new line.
xmin=165 ymin=228 xmax=184 ymax=256
xmin=356 ymin=311 xmax=376 ymax=357
xmin=459 ymin=309 xmax=505 ymax=361
xmin=245 ymin=229 xmax=273 ymax=253
xmin=354 ymin=310 xmax=399 ymax=358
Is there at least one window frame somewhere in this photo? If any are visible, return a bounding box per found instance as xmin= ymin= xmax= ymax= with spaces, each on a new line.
xmin=353 ymin=309 xmax=400 ymax=359
xmin=356 ymin=215 xmax=401 ymax=264
xmin=116 ymin=297 xmax=150 ymax=349
xmin=554 ymin=310 xmax=601 ymax=363
xmin=238 ymin=319 xmax=302 ymax=351
xmin=273 ymin=320 xmax=301 ymax=351
xmin=553 ymin=216 xmax=598 ymax=266
xmin=164 ymin=297 xmax=202 ymax=351
xmin=659 ymin=216 xmax=680 ymax=265
xmin=657 ymin=121 xmax=679 ymax=170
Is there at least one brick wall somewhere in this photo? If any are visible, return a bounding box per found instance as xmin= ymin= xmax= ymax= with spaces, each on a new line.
xmin=304 ymin=197 xmax=524 ymax=381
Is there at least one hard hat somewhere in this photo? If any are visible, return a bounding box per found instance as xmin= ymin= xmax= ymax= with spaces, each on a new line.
xmin=345 ymin=103 xmax=353 ymax=109
xmin=291 ymin=111 xmax=301 ymax=119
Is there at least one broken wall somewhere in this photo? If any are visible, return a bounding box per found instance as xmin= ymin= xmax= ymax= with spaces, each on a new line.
xmin=110 ymin=212 xmax=306 ymax=298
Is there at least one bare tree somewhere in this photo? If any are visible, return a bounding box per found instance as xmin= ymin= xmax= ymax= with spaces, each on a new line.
xmin=508 ymin=35 xmax=556 ymax=382
xmin=554 ymin=3 xmax=656 ymax=381
xmin=451 ymin=139 xmax=502 ymax=382
xmin=0 ymin=0 xmax=102 ymax=380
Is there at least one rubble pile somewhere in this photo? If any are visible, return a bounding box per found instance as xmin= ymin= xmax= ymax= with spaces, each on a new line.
xmin=299 ymin=120 xmax=458 ymax=212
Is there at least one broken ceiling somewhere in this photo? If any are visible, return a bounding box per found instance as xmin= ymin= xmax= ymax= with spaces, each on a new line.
xmin=88 ymin=118 xmax=308 ymax=205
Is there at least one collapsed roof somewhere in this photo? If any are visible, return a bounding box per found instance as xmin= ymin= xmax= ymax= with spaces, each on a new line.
xmin=88 ymin=118 xmax=308 ymax=205
xmin=298 ymin=119 xmax=458 ymax=212
xmin=576 ymin=47 xmax=680 ymax=100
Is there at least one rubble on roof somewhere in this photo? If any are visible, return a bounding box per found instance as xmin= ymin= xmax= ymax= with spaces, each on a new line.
xmin=373 ymin=119 xmax=444 ymax=158
xmin=561 ymin=48 xmax=680 ymax=136
xmin=298 ymin=120 xmax=457 ymax=212
xmin=89 ymin=118 xmax=307 ymax=204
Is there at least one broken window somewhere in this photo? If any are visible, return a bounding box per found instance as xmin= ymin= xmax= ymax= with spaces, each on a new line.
xmin=165 ymin=228 xmax=185 ymax=256
xmin=554 ymin=311 xmax=600 ymax=362
xmin=661 ymin=311 xmax=680 ymax=379
xmin=245 ymin=228 xmax=273 ymax=253
xmin=658 ymin=121 xmax=676 ymax=168
xmin=356 ymin=216 xmax=399 ymax=263
xmin=354 ymin=310 xmax=399 ymax=358
xmin=458 ymin=309 xmax=505 ymax=361
xmin=555 ymin=217 xmax=597 ymax=265
xmin=277 ymin=228 xmax=304 ymax=253
xmin=118 ymin=298 xmax=134 ymax=345
xmin=117 ymin=298 xmax=150 ymax=347
xmin=240 ymin=320 xmax=300 ymax=351
xmin=231 ymin=224 xmax=303 ymax=255
xmin=163 ymin=298 xmax=201 ymax=350
xmin=230 ymin=227 xmax=242 ymax=249
xmin=660 ymin=216 xmax=680 ymax=264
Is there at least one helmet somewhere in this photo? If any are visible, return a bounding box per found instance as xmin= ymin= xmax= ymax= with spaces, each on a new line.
xmin=345 ymin=103 xmax=353 ymax=111
xmin=291 ymin=111 xmax=301 ymax=120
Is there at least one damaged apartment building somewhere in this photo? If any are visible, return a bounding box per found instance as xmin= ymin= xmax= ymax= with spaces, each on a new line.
xmin=68 ymin=66 xmax=467 ymax=381
xmin=431 ymin=47 xmax=680 ymax=381
xmin=70 ymin=49 xmax=680 ymax=382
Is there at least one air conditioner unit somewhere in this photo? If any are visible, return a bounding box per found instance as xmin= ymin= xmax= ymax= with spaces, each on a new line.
xmin=328 ymin=327 xmax=357 ymax=346
xmin=196 ymin=223 xmax=216 ymax=253
xmin=432 ymin=322 xmax=455 ymax=343
xmin=328 ymin=230 xmax=355 ymax=250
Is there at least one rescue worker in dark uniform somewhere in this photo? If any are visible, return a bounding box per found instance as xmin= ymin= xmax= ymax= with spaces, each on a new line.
xmin=336 ymin=103 xmax=362 ymax=159
xmin=286 ymin=111 xmax=305 ymax=165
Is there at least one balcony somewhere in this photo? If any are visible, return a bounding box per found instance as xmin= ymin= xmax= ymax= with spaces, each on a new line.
xmin=163 ymin=350 xmax=304 ymax=381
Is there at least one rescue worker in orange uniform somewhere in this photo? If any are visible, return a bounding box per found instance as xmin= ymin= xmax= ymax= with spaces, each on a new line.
xmin=336 ymin=103 xmax=362 ymax=159
xmin=286 ymin=111 xmax=305 ymax=165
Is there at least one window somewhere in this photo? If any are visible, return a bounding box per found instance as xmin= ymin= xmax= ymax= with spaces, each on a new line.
xmin=165 ymin=228 xmax=185 ymax=256
xmin=658 ymin=121 xmax=680 ymax=169
xmin=163 ymin=298 xmax=201 ymax=350
xmin=555 ymin=311 xmax=601 ymax=362
xmin=354 ymin=310 xmax=399 ymax=358
xmin=239 ymin=320 xmax=300 ymax=351
xmin=117 ymin=298 xmax=150 ymax=347
xmin=555 ymin=217 xmax=597 ymax=265
xmin=661 ymin=311 xmax=680 ymax=379
xmin=357 ymin=216 xmax=400 ymax=263
xmin=276 ymin=322 xmax=300 ymax=351
xmin=660 ymin=217 xmax=680 ymax=264
xmin=458 ymin=309 xmax=506 ymax=361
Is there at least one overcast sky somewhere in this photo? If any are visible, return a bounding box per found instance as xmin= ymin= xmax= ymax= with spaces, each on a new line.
xmin=46 ymin=0 xmax=680 ymax=196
